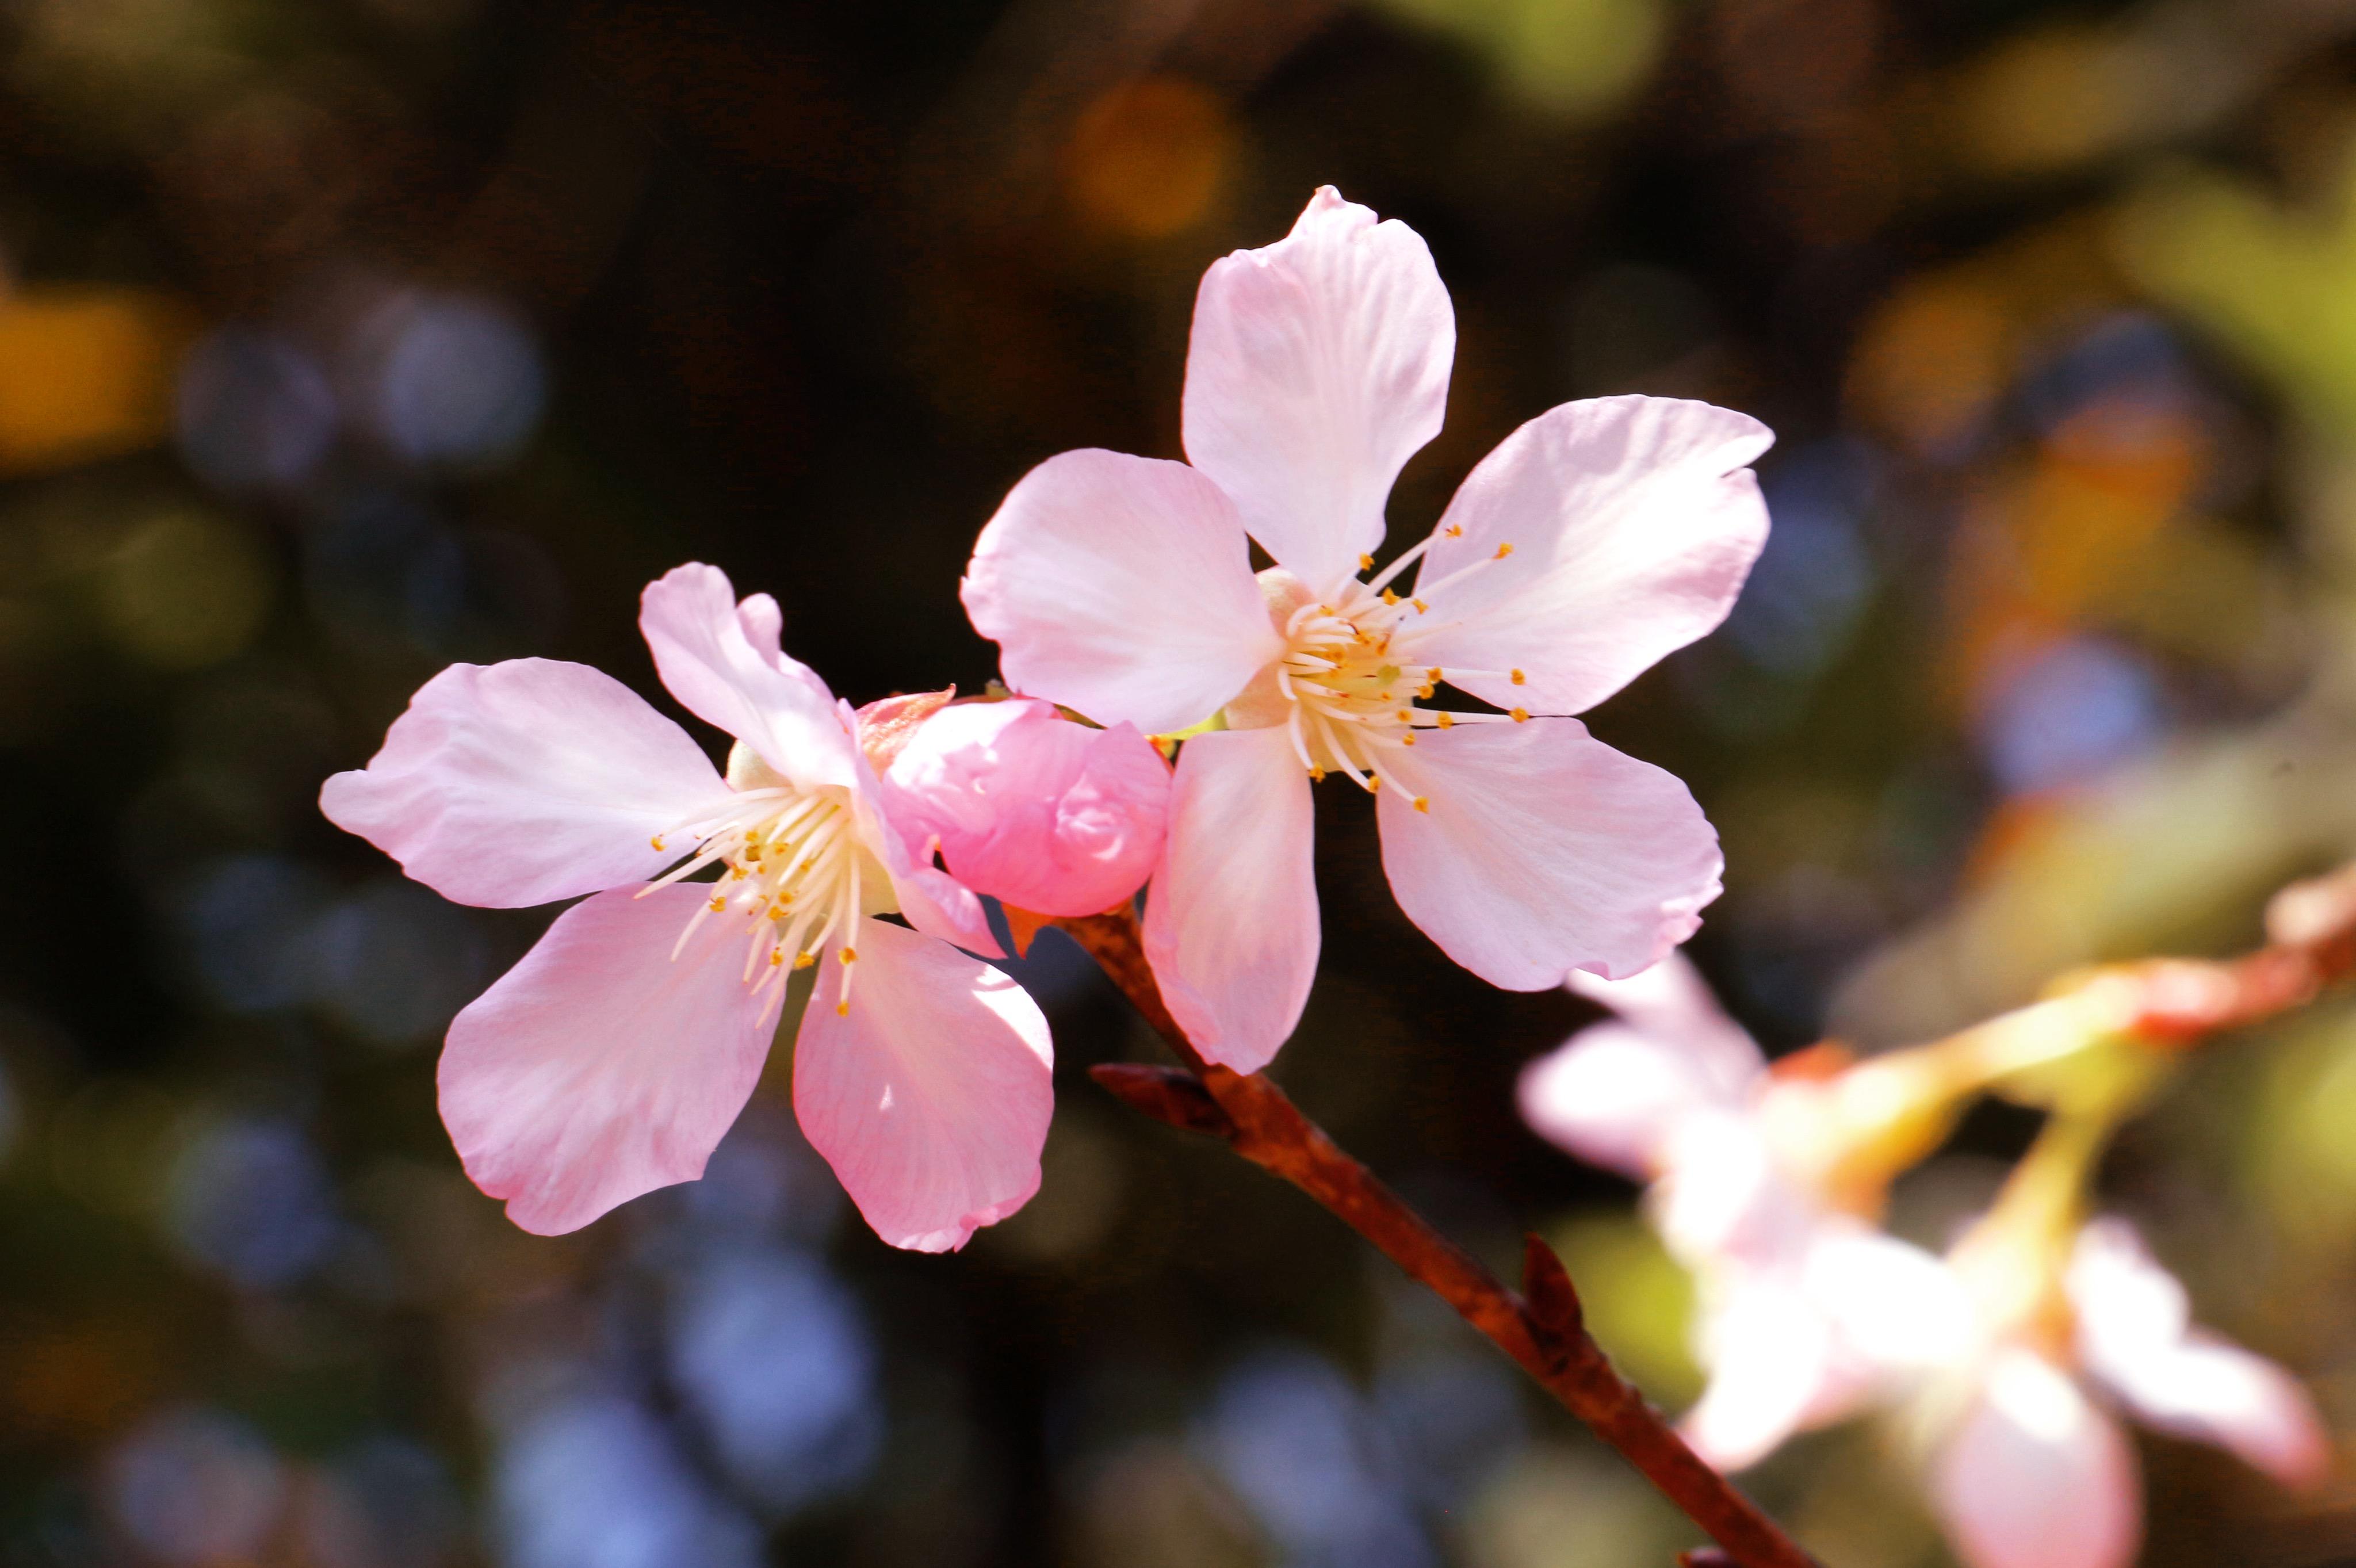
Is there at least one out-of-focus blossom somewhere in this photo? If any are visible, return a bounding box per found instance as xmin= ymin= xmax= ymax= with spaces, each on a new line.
xmin=880 ymin=695 xmax=1168 ymax=918
xmin=1923 ymin=1218 xmax=2330 ymax=1568
xmin=320 ymin=563 xmax=1053 ymax=1250
xmin=1528 ymin=959 xmax=2332 ymax=1563
xmin=965 ymin=186 xmax=1762 ymax=1071
xmin=1519 ymin=955 xmax=1971 ymax=1467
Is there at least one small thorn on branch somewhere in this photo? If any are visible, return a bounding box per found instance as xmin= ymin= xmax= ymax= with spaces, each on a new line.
xmin=1521 ymin=1233 xmax=1584 ymax=1338
xmin=1089 ymin=1062 xmax=1236 ymax=1136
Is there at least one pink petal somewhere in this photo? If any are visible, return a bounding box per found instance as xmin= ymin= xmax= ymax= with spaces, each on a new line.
xmin=438 ymin=884 xmax=777 ymax=1235
xmin=1681 ymin=1273 xmax=1837 ymax=1470
xmin=882 ymin=698 xmax=1170 ymax=917
xmin=1564 ymin=953 xmax=1765 ymax=1103
xmin=1650 ymin=1108 xmax=1812 ymax=1267
xmin=1804 ymin=1225 xmax=1976 ymax=1381
xmin=1141 ymin=726 xmax=1318 ymax=1073
xmin=1374 ymin=718 xmax=1723 ymax=990
xmin=962 ymin=449 xmax=1281 ymax=736
xmin=319 ymin=659 xmax=728 ymax=908
xmin=1930 ymin=1351 xmax=2141 ymax=1568
xmin=1517 ymin=1021 xmax=1734 ymax=1177
xmin=640 ymin=564 xmax=857 ymax=789
xmin=1183 ymin=186 xmax=1454 ymax=594
xmin=1398 ymin=396 xmax=1772 ymax=717
xmin=843 ymin=731 xmax=1001 ymax=960
xmin=791 ymin=917 xmax=1053 ymax=1252
xmin=2069 ymin=1219 xmax=2332 ymax=1487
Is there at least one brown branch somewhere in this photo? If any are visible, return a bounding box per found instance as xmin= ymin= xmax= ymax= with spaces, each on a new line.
xmin=2118 ymin=861 xmax=2356 ymax=1043
xmin=1052 ymin=911 xmax=1820 ymax=1568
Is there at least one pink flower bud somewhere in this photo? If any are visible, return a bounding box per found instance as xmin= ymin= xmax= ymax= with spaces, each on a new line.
xmin=882 ymin=698 xmax=1169 ymax=918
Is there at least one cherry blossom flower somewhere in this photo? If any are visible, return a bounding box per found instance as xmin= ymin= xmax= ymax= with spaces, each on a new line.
xmin=1519 ymin=955 xmax=1972 ymax=1468
xmin=962 ymin=186 xmax=1769 ymax=1071
xmin=320 ymin=563 xmax=1058 ymax=1252
xmin=1925 ymin=1218 xmax=2331 ymax=1568
xmin=1523 ymin=959 xmax=2332 ymax=1567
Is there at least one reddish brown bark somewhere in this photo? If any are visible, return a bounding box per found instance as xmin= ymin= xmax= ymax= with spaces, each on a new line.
xmin=1053 ymin=911 xmax=1822 ymax=1568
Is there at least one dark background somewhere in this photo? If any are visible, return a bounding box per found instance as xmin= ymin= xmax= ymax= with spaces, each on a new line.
xmin=2 ymin=0 xmax=2355 ymax=1563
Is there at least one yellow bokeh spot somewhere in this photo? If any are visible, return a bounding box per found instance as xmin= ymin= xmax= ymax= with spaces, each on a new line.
xmin=0 ymin=288 xmax=193 ymax=477
xmin=98 ymin=508 xmax=272 ymax=670
xmin=1064 ymin=77 xmax=1234 ymax=240
xmin=1376 ymin=0 xmax=1666 ymax=120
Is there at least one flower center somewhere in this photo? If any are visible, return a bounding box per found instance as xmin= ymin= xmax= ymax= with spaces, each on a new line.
xmin=644 ymin=749 xmax=895 ymax=1019
xmin=1226 ymin=532 xmax=1530 ymax=810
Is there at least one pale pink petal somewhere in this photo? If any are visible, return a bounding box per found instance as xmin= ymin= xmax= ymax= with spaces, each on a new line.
xmin=438 ymin=884 xmax=775 ymax=1235
xmin=1930 ymin=1351 xmax=2141 ymax=1568
xmin=1681 ymin=1274 xmax=1837 ymax=1470
xmin=1805 ymin=1225 xmax=1976 ymax=1382
xmin=962 ymin=449 xmax=1281 ymax=736
xmin=2070 ymin=1219 xmax=2332 ymax=1487
xmin=1183 ymin=186 xmax=1454 ymax=593
xmin=1517 ymin=1022 xmax=1733 ymax=1177
xmin=1374 ymin=718 xmax=1723 ymax=990
xmin=842 ymin=720 xmax=1001 ymax=959
xmin=1650 ymin=1108 xmax=1812 ymax=1267
xmin=320 ymin=659 xmax=728 ymax=908
xmin=640 ymin=563 xmax=857 ymax=789
xmin=2103 ymin=1338 xmax=2332 ymax=1487
xmin=1397 ymin=397 xmax=1772 ymax=717
xmin=882 ymin=698 xmax=1170 ymax=917
xmin=790 ymin=917 xmax=1053 ymax=1252
xmin=1141 ymin=726 xmax=1318 ymax=1073
xmin=1563 ymin=953 xmax=1765 ymax=1103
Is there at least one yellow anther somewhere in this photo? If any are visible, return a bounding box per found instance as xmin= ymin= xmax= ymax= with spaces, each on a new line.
xmin=1309 ymin=767 xmax=1327 ymax=781
xmin=1436 ymin=713 xmax=1455 ymax=729
xmin=1425 ymin=666 xmax=1442 ymax=682
xmin=1368 ymin=774 xmax=1382 ymax=791
xmin=840 ymin=946 xmax=858 ymax=965
xmin=1402 ymin=733 xmax=1416 ymax=746
xmin=1510 ymin=668 xmax=1526 ymax=686
xmin=794 ymin=951 xmax=816 ymax=970
xmin=1445 ymin=523 xmax=1463 ymax=537
xmin=768 ymin=949 xmax=785 ymax=967
xmin=1359 ymin=553 xmax=1375 ymax=571
xmin=730 ymin=866 xmax=748 ymax=880
xmin=836 ymin=1001 xmax=850 ymax=1016
xmin=1382 ymin=588 xmax=1399 ymax=605
xmin=1510 ymin=707 xmax=1529 ymax=722
xmin=1413 ymin=796 xmax=1430 ymax=813
xmin=1411 ymin=598 xmax=1427 ymax=613
xmin=1395 ymin=709 xmax=1412 ymax=722
xmin=1417 ymin=684 xmax=1435 ymax=699
xmin=650 ymin=835 xmax=667 ymax=852
xmin=708 ymin=894 xmax=727 ymax=912
xmin=1495 ymin=542 xmax=1514 ymax=559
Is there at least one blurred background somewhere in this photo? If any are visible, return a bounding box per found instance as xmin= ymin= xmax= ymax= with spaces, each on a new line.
xmin=6 ymin=0 xmax=2356 ymax=1563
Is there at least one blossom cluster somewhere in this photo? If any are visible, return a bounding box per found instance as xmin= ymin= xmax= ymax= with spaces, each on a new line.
xmin=1523 ymin=957 xmax=2332 ymax=1568
xmin=318 ymin=188 xmax=2328 ymax=1565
